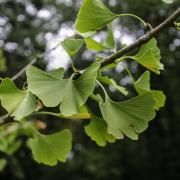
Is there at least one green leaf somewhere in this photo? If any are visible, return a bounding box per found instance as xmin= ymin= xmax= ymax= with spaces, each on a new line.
xmin=174 ymin=22 xmax=180 ymax=30
xmin=85 ymin=38 xmax=108 ymax=51
xmin=85 ymin=113 xmax=116 ymax=146
xmin=49 ymin=68 xmax=65 ymax=79
xmin=103 ymin=25 xmax=116 ymax=49
xmin=134 ymin=71 xmax=150 ymax=94
xmin=0 ymin=50 xmax=7 ymax=72
xmin=0 ymin=159 xmax=7 ymax=172
xmin=130 ymin=38 xmax=164 ymax=74
xmin=98 ymin=76 xmax=128 ymax=96
xmin=0 ymin=123 xmax=23 ymax=155
xmin=27 ymin=66 xmax=66 ymax=107
xmin=0 ymin=78 xmax=37 ymax=119
xmin=161 ymin=0 xmax=174 ymax=4
xmin=60 ymin=62 xmax=100 ymax=116
xmin=152 ymin=91 xmax=166 ymax=110
xmin=28 ymin=129 xmax=72 ymax=166
xmin=75 ymin=0 xmax=117 ymax=36
xmin=85 ymin=26 xmax=115 ymax=51
xmin=60 ymin=106 xmax=91 ymax=120
xmin=99 ymin=92 xmax=156 ymax=140
xmin=61 ymin=38 xmax=84 ymax=57
xmin=133 ymin=71 xmax=166 ymax=110
xmin=27 ymin=63 xmax=100 ymax=116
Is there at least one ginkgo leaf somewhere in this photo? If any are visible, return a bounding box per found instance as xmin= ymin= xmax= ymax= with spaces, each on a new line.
xmin=60 ymin=62 xmax=100 ymax=116
xmin=133 ymin=71 xmax=166 ymax=110
xmin=27 ymin=66 xmax=67 ymax=107
xmin=134 ymin=71 xmax=150 ymax=94
xmin=28 ymin=129 xmax=72 ymax=166
xmin=49 ymin=68 xmax=65 ymax=79
xmin=85 ymin=113 xmax=116 ymax=146
xmin=85 ymin=38 xmax=108 ymax=51
xmin=61 ymin=38 xmax=84 ymax=57
xmin=98 ymin=76 xmax=128 ymax=95
xmin=0 ymin=159 xmax=7 ymax=172
xmin=0 ymin=78 xmax=37 ymax=119
xmin=152 ymin=91 xmax=166 ymax=110
xmin=85 ymin=25 xmax=115 ymax=51
xmin=130 ymin=38 xmax=164 ymax=74
xmin=75 ymin=0 xmax=117 ymax=36
xmin=27 ymin=62 xmax=100 ymax=116
xmin=99 ymin=92 xmax=156 ymax=140
xmin=103 ymin=25 xmax=116 ymax=49
xmin=60 ymin=106 xmax=91 ymax=120
xmin=174 ymin=22 xmax=180 ymax=30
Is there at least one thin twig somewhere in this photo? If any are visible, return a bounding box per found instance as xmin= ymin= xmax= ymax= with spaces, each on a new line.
xmin=0 ymin=43 xmax=62 ymax=124
xmin=100 ymin=7 xmax=180 ymax=67
xmin=11 ymin=43 xmax=61 ymax=81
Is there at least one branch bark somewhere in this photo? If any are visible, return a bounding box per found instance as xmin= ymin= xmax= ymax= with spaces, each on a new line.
xmin=100 ymin=7 xmax=180 ymax=67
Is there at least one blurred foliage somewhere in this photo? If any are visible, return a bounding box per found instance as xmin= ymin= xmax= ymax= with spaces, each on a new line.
xmin=0 ymin=0 xmax=180 ymax=180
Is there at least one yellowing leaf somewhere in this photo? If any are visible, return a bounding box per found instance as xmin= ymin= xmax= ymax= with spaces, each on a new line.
xmin=0 ymin=78 xmax=37 ymax=119
xmin=85 ymin=113 xmax=116 ymax=146
xmin=99 ymin=92 xmax=156 ymax=140
xmin=60 ymin=106 xmax=91 ymax=120
xmin=28 ymin=129 xmax=72 ymax=166
xmin=75 ymin=0 xmax=117 ymax=36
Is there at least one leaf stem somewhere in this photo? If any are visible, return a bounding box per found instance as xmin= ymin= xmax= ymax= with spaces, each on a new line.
xmin=118 ymin=13 xmax=147 ymax=27
xmin=123 ymin=65 xmax=134 ymax=82
xmin=90 ymin=94 xmax=100 ymax=103
xmin=96 ymin=80 xmax=107 ymax=98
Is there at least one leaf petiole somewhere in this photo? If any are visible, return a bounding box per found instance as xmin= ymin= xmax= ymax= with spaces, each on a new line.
xmin=118 ymin=13 xmax=148 ymax=27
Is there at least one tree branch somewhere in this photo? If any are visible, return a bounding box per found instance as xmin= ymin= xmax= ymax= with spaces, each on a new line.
xmin=11 ymin=43 xmax=61 ymax=81
xmin=100 ymin=7 xmax=180 ymax=67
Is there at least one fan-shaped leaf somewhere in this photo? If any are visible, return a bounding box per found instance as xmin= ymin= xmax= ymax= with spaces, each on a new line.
xmin=60 ymin=62 xmax=100 ymax=116
xmin=85 ymin=113 xmax=116 ymax=146
xmin=75 ymin=0 xmax=117 ymax=36
xmin=85 ymin=38 xmax=108 ymax=51
xmin=0 ymin=78 xmax=37 ymax=119
xmin=28 ymin=129 xmax=72 ymax=166
xmin=99 ymin=92 xmax=156 ymax=140
xmin=103 ymin=25 xmax=116 ymax=49
xmin=61 ymin=38 xmax=84 ymax=57
xmin=133 ymin=71 xmax=166 ymax=110
xmin=131 ymin=38 xmax=164 ymax=74
xmin=134 ymin=71 xmax=150 ymax=94
xmin=27 ymin=66 xmax=67 ymax=107
xmin=27 ymin=62 xmax=100 ymax=116
xmin=85 ymin=25 xmax=116 ymax=51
